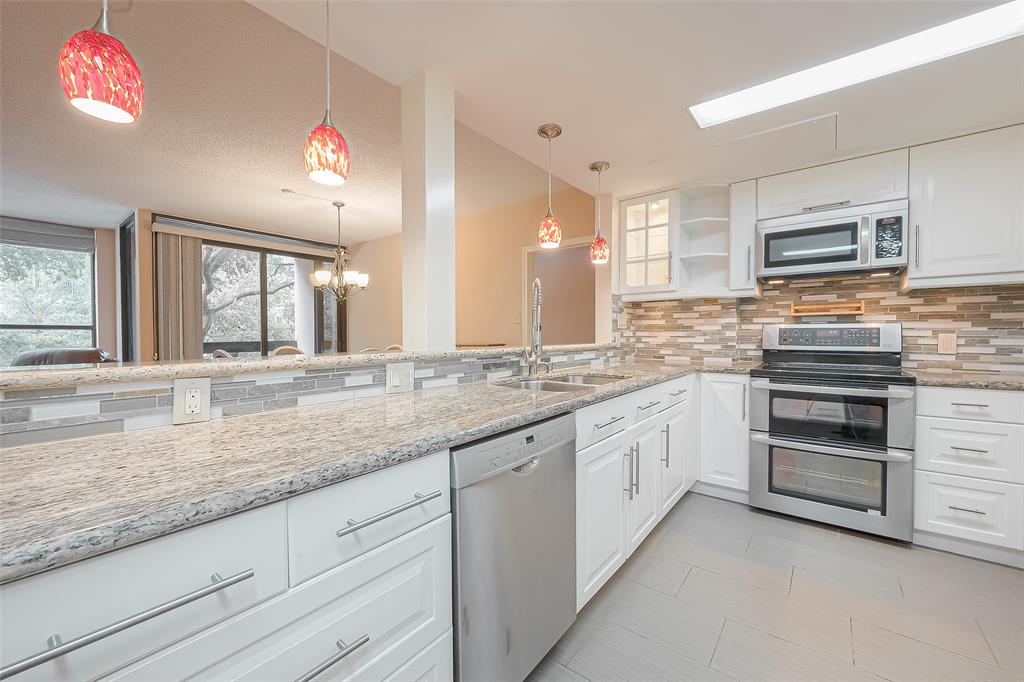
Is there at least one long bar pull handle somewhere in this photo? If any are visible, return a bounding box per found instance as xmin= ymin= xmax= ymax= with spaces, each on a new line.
xmin=295 ymin=634 xmax=371 ymax=682
xmin=639 ymin=400 xmax=661 ymax=414
xmin=624 ymin=447 xmax=634 ymax=501
xmin=661 ymin=425 xmax=670 ymax=467
xmin=746 ymin=245 xmax=751 ymax=283
xmin=949 ymin=446 xmax=989 ymax=454
xmin=596 ymin=415 xmax=625 ymax=430
xmin=948 ymin=505 xmax=986 ymax=516
xmin=338 ymin=490 xmax=442 ymax=538
xmin=749 ymin=379 xmax=914 ymax=400
xmin=915 ymin=225 xmax=920 ymax=268
xmin=802 ymin=200 xmax=851 ymax=212
xmin=950 ymin=402 xmax=990 ymax=409
xmin=859 ymin=216 xmax=870 ymax=265
xmin=0 ymin=569 xmax=255 ymax=680
xmin=669 ymin=389 xmax=687 ymax=397
xmin=633 ymin=442 xmax=640 ymax=494
xmin=750 ymin=432 xmax=913 ymax=463
xmin=741 ymin=383 xmax=747 ymax=422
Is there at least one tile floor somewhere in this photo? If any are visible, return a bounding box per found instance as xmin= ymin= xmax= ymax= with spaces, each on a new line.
xmin=528 ymin=492 xmax=1023 ymax=682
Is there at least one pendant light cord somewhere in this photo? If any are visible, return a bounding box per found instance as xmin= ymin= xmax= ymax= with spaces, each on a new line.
xmin=596 ymin=169 xmax=602 ymax=237
xmin=95 ymin=0 xmax=110 ymax=34
xmin=336 ymin=204 xmax=342 ymax=246
xmin=325 ymin=0 xmax=331 ymax=117
xmin=547 ymin=137 xmax=553 ymax=213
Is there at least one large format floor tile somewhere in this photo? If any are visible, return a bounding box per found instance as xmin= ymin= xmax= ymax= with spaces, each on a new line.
xmin=533 ymin=492 xmax=1024 ymax=682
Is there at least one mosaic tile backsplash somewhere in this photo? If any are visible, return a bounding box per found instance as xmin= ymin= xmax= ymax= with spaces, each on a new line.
xmin=628 ymin=274 xmax=1024 ymax=372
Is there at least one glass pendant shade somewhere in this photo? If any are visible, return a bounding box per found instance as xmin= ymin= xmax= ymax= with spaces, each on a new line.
xmin=58 ymin=28 xmax=144 ymax=124
xmin=310 ymin=268 xmax=333 ymax=286
xmin=538 ymin=212 xmax=562 ymax=249
xmin=589 ymin=235 xmax=610 ymax=264
xmin=304 ymin=122 xmax=350 ymax=186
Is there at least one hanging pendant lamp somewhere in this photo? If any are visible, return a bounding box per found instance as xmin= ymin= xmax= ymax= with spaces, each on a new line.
xmin=588 ymin=161 xmax=610 ymax=264
xmin=309 ymin=202 xmax=369 ymax=302
xmin=57 ymin=0 xmax=144 ymax=124
xmin=537 ymin=123 xmax=563 ymax=249
xmin=304 ymin=0 xmax=350 ymax=186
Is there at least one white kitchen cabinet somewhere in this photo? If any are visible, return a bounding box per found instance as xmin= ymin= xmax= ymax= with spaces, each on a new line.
xmin=916 ymin=416 xmax=1023 ymax=484
xmin=756 ymin=148 xmax=909 ymax=220
xmin=575 ymin=432 xmax=628 ymax=611
xmin=619 ymin=191 xmax=677 ymax=296
xmin=907 ymin=125 xmax=1024 ymax=287
xmin=699 ymin=373 xmax=750 ymax=492
xmin=914 ymin=471 xmax=1023 ymax=551
xmin=728 ymin=179 xmax=757 ymax=295
xmin=658 ymin=401 xmax=689 ymax=516
xmin=624 ymin=418 xmax=662 ymax=555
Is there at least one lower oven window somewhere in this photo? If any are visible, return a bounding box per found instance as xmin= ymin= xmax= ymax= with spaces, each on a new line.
xmin=769 ymin=446 xmax=885 ymax=513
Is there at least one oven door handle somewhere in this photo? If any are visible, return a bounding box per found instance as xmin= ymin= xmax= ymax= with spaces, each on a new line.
xmin=750 ymin=432 xmax=913 ymax=463
xmin=749 ymin=379 xmax=914 ymax=400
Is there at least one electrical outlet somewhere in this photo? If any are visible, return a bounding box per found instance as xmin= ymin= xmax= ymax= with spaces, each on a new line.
xmin=386 ymin=362 xmax=414 ymax=394
xmin=937 ymin=333 xmax=957 ymax=355
xmin=173 ymin=377 xmax=211 ymax=424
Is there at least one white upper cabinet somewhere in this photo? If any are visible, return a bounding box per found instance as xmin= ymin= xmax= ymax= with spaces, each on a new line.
xmin=619 ymin=191 xmax=676 ymax=296
xmin=728 ymin=179 xmax=757 ymax=296
xmin=907 ymin=125 xmax=1024 ymax=287
xmin=756 ymin=148 xmax=909 ymax=220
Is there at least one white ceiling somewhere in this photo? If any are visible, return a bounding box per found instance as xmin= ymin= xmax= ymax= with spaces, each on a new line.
xmin=252 ymin=0 xmax=1024 ymax=199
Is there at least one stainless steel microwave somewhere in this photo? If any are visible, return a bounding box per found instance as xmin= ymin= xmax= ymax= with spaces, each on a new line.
xmin=756 ymin=199 xmax=908 ymax=277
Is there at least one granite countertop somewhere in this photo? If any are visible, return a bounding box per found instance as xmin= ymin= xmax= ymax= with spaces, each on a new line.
xmin=0 ymin=362 xmax=750 ymax=583
xmin=907 ymin=369 xmax=1024 ymax=392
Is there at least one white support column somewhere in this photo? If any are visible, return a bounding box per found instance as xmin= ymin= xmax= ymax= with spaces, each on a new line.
xmin=401 ymin=73 xmax=456 ymax=351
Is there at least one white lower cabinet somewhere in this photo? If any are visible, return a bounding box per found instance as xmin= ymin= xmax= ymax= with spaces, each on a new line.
xmin=575 ymin=432 xmax=628 ymax=611
xmin=658 ymin=401 xmax=689 ymax=516
xmin=699 ymin=373 xmax=750 ymax=491
xmin=914 ymin=471 xmax=1023 ymax=551
xmin=384 ymin=630 xmax=454 ymax=682
xmin=624 ymin=418 xmax=662 ymax=555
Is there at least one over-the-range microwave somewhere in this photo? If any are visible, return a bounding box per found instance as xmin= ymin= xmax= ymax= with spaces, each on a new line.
xmin=756 ymin=199 xmax=908 ymax=278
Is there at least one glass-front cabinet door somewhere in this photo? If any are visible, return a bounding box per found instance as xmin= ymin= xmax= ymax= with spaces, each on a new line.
xmin=619 ymin=191 xmax=676 ymax=294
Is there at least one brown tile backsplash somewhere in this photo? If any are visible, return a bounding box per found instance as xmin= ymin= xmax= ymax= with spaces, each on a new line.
xmin=628 ymin=273 xmax=1024 ymax=372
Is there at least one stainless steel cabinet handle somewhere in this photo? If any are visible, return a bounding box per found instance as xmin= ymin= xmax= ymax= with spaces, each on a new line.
xmin=295 ymin=634 xmax=371 ymax=682
xmin=0 ymin=569 xmax=255 ymax=680
xmin=596 ymin=415 xmax=625 ymax=430
xmin=633 ymin=442 xmax=640 ymax=494
xmin=669 ymin=389 xmax=687 ymax=397
xmin=950 ymin=402 xmax=989 ymax=409
xmin=624 ymin=447 xmax=634 ymax=500
xmin=949 ymin=446 xmax=989 ymax=454
xmin=661 ymin=425 xmax=670 ymax=467
xmin=915 ymin=225 xmax=920 ymax=268
xmin=639 ymin=400 xmax=661 ymax=412
xmin=338 ymin=490 xmax=442 ymax=538
xmin=742 ymin=383 xmax=747 ymax=422
xmin=749 ymin=379 xmax=914 ymax=400
xmin=948 ymin=505 xmax=986 ymax=516
xmin=749 ymin=432 xmax=913 ymax=463
xmin=859 ymin=216 xmax=869 ymax=265
xmin=802 ymin=200 xmax=850 ymax=212
xmin=746 ymin=245 xmax=751 ymax=283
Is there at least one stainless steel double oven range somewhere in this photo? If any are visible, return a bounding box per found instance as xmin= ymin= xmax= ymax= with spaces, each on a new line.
xmin=749 ymin=323 xmax=916 ymax=541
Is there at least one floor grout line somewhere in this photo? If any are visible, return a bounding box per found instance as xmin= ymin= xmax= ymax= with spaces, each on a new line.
xmin=872 ymin=623 xmax=1005 ymax=667
xmin=672 ymin=564 xmax=694 ymax=597
xmin=974 ymin=617 xmax=1001 ymax=669
xmin=897 ymin=575 xmax=905 ymax=598
xmin=709 ymin=617 xmax=728 ymax=668
xmin=788 ymin=564 xmax=794 ymax=596
xmin=849 ymin=617 xmax=856 ymax=667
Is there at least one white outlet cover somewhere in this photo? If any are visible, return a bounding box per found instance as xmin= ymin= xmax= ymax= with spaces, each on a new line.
xmin=386 ymin=362 xmax=414 ymax=394
xmin=173 ymin=377 xmax=211 ymax=424
xmin=937 ymin=333 xmax=958 ymax=356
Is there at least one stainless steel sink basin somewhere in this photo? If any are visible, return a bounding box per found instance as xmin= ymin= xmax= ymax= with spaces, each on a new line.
xmin=498 ymin=379 xmax=592 ymax=392
xmin=549 ymin=374 xmax=626 ymax=385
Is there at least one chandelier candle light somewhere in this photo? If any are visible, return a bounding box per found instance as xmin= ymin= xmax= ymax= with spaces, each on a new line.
xmin=304 ymin=0 xmax=350 ymax=186
xmin=537 ymin=123 xmax=563 ymax=249
xmin=310 ymin=201 xmax=369 ymax=302
xmin=57 ymin=0 xmax=144 ymax=123
xmin=588 ymin=161 xmax=610 ymax=264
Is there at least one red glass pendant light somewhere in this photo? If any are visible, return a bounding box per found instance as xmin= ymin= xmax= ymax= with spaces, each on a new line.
xmin=537 ymin=124 xmax=563 ymax=249
xmin=589 ymin=161 xmax=611 ymax=264
xmin=57 ymin=0 xmax=144 ymax=124
xmin=304 ymin=0 xmax=350 ymax=186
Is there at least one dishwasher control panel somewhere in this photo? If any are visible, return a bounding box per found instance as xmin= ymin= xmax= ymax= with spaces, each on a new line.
xmin=450 ymin=414 xmax=576 ymax=489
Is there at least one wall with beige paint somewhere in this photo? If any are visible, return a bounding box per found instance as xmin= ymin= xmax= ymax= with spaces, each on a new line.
xmin=530 ymin=244 xmax=596 ymax=345
xmin=93 ymin=228 xmax=118 ymax=357
xmin=346 ymin=234 xmax=404 ymax=352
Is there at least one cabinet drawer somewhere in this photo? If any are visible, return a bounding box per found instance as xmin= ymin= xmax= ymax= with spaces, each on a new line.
xmin=0 ymin=504 xmax=288 ymax=682
xmin=917 ymin=387 xmax=1024 ymax=424
xmin=108 ymin=515 xmax=452 ymax=682
xmin=916 ymin=416 xmax=1023 ymax=483
xmin=384 ymin=630 xmax=453 ymax=682
xmin=914 ymin=471 xmax=1023 ymax=550
xmin=576 ymin=395 xmax=632 ymax=450
xmin=632 ymin=385 xmax=665 ymax=424
xmin=287 ymin=451 xmax=450 ymax=586
xmin=653 ymin=376 xmax=693 ymax=413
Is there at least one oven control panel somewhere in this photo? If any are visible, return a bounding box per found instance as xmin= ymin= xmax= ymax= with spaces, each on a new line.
xmin=764 ymin=323 xmax=901 ymax=352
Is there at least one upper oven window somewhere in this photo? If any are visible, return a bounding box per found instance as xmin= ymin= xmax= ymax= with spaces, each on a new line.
xmin=769 ymin=389 xmax=887 ymax=447
xmin=764 ymin=222 xmax=859 ymax=269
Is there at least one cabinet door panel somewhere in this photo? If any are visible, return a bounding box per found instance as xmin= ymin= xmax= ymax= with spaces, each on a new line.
xmin=576 ymin=434 xmax=628 ymax=611
xmin=625 ymin=420 xmax=662 ymax=554
xmin=909 ymin=125 xmax=1024 ymax=280
xmin=729 ymin=180 xmax=757 ymax=294
xmin=699 ymin=374 xmax=750 ymax=491
xmin=659 ymin=402 xmax=688 ymax=515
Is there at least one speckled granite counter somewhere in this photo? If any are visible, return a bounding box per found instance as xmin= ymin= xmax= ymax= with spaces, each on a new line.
xmin=0 ymin=362 xmax=750 ymax=582
xmin=908 ymin=369 xmax=1024 ymax=392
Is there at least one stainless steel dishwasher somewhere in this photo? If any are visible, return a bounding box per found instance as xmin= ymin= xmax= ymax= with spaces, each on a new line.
xmin=451 ymin=413 xmax=576 ymax=682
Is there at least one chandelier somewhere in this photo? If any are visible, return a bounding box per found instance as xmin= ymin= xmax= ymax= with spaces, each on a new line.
xmin=309 ymin=201 xmax=368 ymax=301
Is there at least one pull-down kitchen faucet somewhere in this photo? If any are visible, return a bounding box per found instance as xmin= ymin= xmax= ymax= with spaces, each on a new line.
xmin=525 ymin=277 xmax=550 ymax=375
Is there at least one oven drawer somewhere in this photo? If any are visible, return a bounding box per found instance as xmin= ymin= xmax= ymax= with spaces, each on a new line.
xmin=917 ymin=387 xmax=1024 ymax=425
xmin=914 ymin=471 xmax=1023 ymax=550
xmin=915 ymin=416 xmax=1023 ymax=483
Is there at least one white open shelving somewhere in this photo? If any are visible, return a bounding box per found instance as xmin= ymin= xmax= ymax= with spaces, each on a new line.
xmin=676 ymin=184 xmax=731 ymax=297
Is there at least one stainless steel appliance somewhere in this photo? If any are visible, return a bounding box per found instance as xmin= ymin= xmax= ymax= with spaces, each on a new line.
xmin=756 ymin=199 xmax=907 ymax=277
xmin=749 ymin=323 xmax=916 ymax=541
xmin=451 ymin=414 xmax=576 ymax=682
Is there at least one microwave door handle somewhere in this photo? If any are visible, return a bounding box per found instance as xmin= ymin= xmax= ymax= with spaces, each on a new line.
xmin=749 ymin=379 xmax=913 ymax=400
xmin=750 ymin=432 xmax=912 ymax=463
xmin=860 ymin=216 xmax=870 ymax=265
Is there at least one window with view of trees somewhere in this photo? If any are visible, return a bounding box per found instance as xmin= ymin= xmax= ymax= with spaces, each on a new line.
xmin=0 ymin=242 xmax=96 ymax=366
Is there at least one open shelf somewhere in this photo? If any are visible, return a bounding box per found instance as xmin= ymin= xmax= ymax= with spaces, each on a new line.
xmin=679 ymin=252 xmax=728 ymax=260
xmin=680 ymin=216 xmax=728 ymax=226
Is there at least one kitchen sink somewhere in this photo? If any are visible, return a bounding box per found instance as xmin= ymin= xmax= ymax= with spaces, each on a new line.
xmin=549 ymin=373 xmax=627 ymax=385
xmin=498 ymin=379 xmax=592 ymax=392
